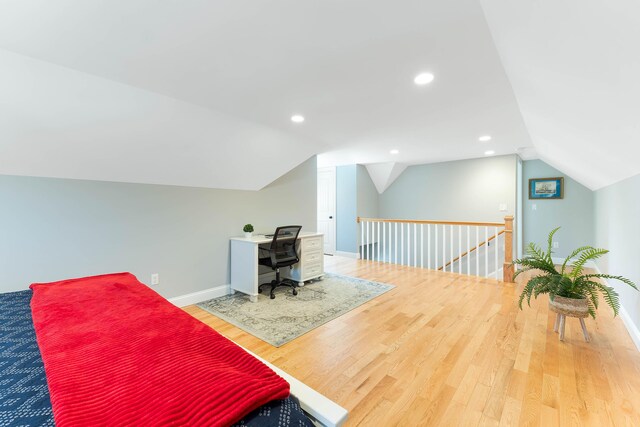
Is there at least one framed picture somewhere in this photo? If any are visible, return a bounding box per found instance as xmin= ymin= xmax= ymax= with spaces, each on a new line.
xmin=529 ymin=177 xmax=564 ymax=199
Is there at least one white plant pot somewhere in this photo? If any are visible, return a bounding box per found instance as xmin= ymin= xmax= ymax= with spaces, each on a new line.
xmin=244 ymin=232 xmax=253 ymax=238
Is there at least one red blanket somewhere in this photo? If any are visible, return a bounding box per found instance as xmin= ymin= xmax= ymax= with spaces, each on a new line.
xmin=30 ymin=273 xmax=289 ymax=427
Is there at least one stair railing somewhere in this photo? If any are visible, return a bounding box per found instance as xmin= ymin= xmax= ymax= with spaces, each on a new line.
xmin=356 ymin=216 xmax=514 ymax=282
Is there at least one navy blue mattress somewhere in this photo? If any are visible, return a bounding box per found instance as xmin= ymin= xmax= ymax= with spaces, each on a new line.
xmin=0 ymin=291 xmax=311 ymax=427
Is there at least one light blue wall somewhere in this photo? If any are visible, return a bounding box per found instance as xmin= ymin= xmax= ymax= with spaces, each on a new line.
xmin=0 ymin=157 xmax=317 ymax=298
xmin=336 ymin=165 xmax=357 ymax=253
xmin=379 ymin=155 xmax=517 ymax=222
xmin=522 ymin=160 xmax=594 ymax=258
xmin=594 ymin=173 xmax=640 ymax=342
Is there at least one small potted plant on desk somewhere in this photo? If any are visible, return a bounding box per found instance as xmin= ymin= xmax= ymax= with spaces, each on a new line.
xmin=243 ymin=224 xmax=254 ymax=238
xmin=514 ymin=227 xmax=637 ymax=342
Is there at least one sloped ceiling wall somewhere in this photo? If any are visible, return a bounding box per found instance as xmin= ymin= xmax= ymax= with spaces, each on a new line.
xmin=365 ymin=163 xmax=409 ymax=194
xmin=480 ymin=0 xmax=640 ymax=190
xmin=0 ymin=50 xmax=318 ymax=191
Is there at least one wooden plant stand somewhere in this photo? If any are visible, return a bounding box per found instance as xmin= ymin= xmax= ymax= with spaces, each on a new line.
xmin=550 ymin=299 xmax=590 ymax=342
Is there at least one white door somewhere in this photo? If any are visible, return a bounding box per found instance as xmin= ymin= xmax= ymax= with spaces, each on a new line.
xmin=317 ymin=167 xmax=336 ymax=255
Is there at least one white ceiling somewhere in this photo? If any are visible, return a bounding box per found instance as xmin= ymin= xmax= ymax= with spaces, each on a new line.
xmin=0 ymin=1 xmax=635 ymax=190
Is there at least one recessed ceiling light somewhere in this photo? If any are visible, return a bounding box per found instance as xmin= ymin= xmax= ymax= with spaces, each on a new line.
xmin=291 ymin=115 xmax=305 ymax=123
xmin=390 ymin=149 xmax=399 ymax=155
xmin=414 ymin=72 xmax=435 ymax=86
xmin=484 ymin=150 xmax=495 ymax=156
xmin=479 ymin=135 xmax=492 ymax=142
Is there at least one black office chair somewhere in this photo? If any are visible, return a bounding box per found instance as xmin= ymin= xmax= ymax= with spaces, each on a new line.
xmin=258 ymin=225 xmax=302 ymax=299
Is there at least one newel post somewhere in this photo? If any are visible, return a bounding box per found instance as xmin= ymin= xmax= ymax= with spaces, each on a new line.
xmin=503 ymin=216 xmax=515 ymax=282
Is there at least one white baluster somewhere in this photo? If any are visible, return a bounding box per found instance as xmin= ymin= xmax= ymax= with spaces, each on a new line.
xmin=420 ymin=224 xmax=424 ymax=268
xmin=435 ymin=224 xmax=438 ymax=270
xmin=370 ymin=221 xmax=374 ymax=261
xmin=494 ymin=226 xmax=499 ymax=279
xmin=428 ymin=224 xmax=432 ymax=269
xmin=377 ymin=222 xmax=381 ymax=261
xmin=413 ymin=224 xmax=417 ymax=267
xmin=466 ymin=225 xmax=471 ymax=275
xmin=395 ymin=222 xmax=398 ymax=264
xmin=449 ymin=225 xmax=453 ymax=272
xmin=485 ymin=226 xmax=489 ymax=278
xmin=365 ymin=221 xmax=369 ymax=260
xmin=442 ymin=224 xmax=446 ymax=271
xmin=475 ymin=227 xmax=480 ymax=276
xmin=371 ymin=221 xmax=375 ymax=261
xmin=360 ymin=220 xmax=364 ymax=259
xmin=458 ymin=225 xmax=462 ymax=274
xmin=382 ymin=222 xmax=386 ymax=263
xmin=407 ymin=223 xmax=411 ymax=266
xmin=401 ymin=223 xmax=405 ymax=265
xmin=372 ymin=222 xmax=375 ymax=261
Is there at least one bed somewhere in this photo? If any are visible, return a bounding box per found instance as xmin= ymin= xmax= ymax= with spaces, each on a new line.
xmin=0 ymin=273 xmax=347 ymax=427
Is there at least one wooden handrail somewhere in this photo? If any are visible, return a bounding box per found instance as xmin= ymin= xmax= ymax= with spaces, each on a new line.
xmin=437 ymin=229 xmax=506 ymax=271
xmin=356 ymin=217 xmax=505 ymax=228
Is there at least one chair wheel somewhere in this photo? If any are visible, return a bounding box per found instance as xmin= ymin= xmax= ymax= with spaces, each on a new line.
xmin=293 ymin=289 xmax=298 ymax=296
xmin=270 ymin=294 xmax=276 ymax=299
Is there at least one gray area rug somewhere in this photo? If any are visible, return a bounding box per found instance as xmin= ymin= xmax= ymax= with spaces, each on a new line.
xmin=197 ymin=273 xmax=394 ymax=347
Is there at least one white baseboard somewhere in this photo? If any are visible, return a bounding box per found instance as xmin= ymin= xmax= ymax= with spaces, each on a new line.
xmin=590 ymin=262 xmax=640 ymax=352
xmin=620 ymin=306 xmax=640 ymax=351
xmin=168 ymin=285 xmax=230 ymax=307
xmin=335 ymin=251 xmax=360 ymax=259
xmin=551 ymin=257 xmax=596 ymax=269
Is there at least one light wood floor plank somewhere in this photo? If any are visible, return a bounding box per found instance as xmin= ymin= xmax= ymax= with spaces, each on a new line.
xmin=183 ymin=257 xmax=640 ymax=426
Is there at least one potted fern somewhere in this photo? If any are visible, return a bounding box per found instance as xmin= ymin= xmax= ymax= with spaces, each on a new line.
xmin=243 ymin=224 xmax=254 ymax=238
xmin=514 ymin=228 xmax=637 ymax=322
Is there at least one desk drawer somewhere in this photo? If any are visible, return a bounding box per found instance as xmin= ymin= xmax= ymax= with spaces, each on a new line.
xmin=304 ymin=250 xmax=323 ymax=266
xmin=303 ymin=236 xmax=323 ymax=252
xmin=305 ymin=263 xmax=323 ymax=279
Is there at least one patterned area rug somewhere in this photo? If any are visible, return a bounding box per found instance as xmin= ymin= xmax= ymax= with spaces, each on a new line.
xmin=197 ymin=273 xmax=394 ymax=347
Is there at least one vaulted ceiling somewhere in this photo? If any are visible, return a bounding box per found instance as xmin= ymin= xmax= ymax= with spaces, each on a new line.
xmin=0 ymin=1 xmax=636 ymax=191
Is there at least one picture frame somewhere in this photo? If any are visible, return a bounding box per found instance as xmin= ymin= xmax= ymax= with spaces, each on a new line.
xmin=529 ymin=177 xmax=564 ymax=199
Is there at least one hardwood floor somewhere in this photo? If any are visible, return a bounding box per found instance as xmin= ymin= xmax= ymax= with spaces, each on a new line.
xmin=183 ymin=256 xmax=640 ymax=426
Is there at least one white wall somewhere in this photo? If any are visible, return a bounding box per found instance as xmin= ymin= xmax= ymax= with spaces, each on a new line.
xmin=0 ymin=157 xmax=317 ymax=298
xmin=594 ymin=173 xmax=640 ymax=338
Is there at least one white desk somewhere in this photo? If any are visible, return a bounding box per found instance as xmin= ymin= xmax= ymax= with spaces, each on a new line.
xmin=230 ymin=232 xmax=324 ymax=302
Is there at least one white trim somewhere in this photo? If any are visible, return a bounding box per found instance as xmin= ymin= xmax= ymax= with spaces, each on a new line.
xmin=590 ymin=262 xmax=640 ymax=352
xmin=168 ymin=285 xmax=230 ymax=307
xmin=334 ymin=251 xmax=360 ymax=259
xmin=487 ymin=267 xmax=504 ymax=280
xmin=620 ymin=306 xmax=640 ymax=352
xmin=240 ymin=345 xmax=348 ymax=426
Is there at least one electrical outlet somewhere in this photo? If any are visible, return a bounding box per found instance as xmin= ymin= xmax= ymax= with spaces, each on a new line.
xmin=151 ymin=273 xmax=160 ymax=286
xmin=499 ymin=203 xmax=507 ymax=212
xmin=532 ymin=204 xmax=537 ymax=211
xmin=553 ymin=242 xmax=559 ymax=249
